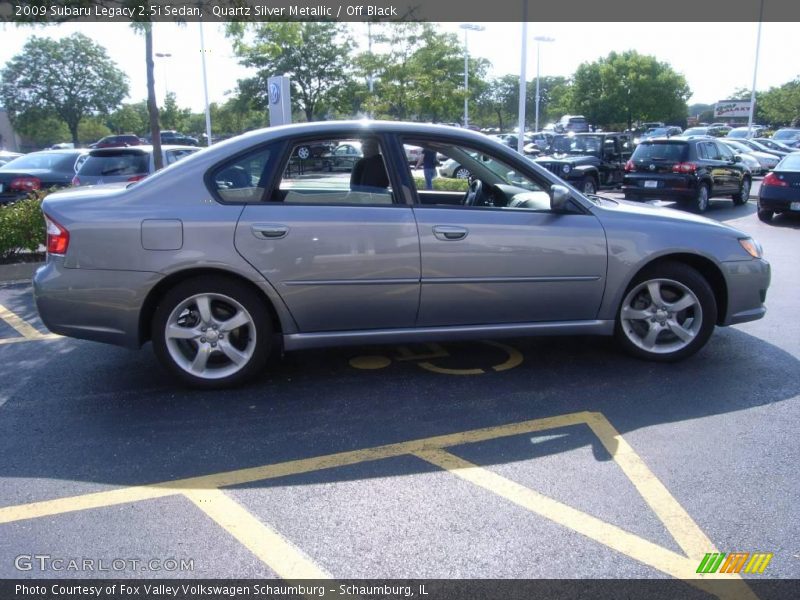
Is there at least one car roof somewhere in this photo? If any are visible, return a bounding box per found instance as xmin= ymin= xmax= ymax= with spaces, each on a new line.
xmin=88 ymin=144 xmax=198 ymax=155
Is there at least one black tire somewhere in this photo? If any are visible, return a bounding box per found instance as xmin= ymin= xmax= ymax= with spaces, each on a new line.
xmin=693 ymin=183 xmax=710 ymax=213
xmin=614 ymin=261 xmax=717 ymax=363
xmin=732 ymin=177 xmax=750 ymax=205
xmin=757 ymin=208 xmax=774 ymax=223
xmin=152 ymin=275 xmax=271 ymax=389
xmin=580 ymin=176 xmax=597 ymax=195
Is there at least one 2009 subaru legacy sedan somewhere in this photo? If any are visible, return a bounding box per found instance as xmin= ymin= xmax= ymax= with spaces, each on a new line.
xmin=34 ymin=121 xmax=770 ymax=388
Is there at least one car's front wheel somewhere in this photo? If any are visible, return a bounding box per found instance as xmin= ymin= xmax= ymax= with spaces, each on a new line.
xmin=454 ymin=166 xmax=471 ymax=179
xmin=580 ymin=176 xmax=597 ymax=195
xmin=152 ymin=276 xmax=271 ymax=388
xmin=615 ymin=262 xmax=716 ymax=362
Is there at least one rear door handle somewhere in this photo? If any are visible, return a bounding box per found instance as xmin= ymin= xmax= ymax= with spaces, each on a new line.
xmin=432 ymin=225 xmax=468 ymax=241
xmin=251 ymin=224 xmax=289 ymax=239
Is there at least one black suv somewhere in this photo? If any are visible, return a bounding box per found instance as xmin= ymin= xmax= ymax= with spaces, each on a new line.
xmin=622 ymin=137 xmax=751 ymax=212
xmin=534 ymin=133 xmax=633 ymax=194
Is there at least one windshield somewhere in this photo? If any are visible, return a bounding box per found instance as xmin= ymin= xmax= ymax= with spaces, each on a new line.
xmin=778 ymin=154 xmax=800 ymax=170
xmin=773 ymin=130 xmax=800 ymax=140
xmin=1 ymin=152 xmax=76 ymax=171
xmin=551 ymin=135 xmax=603 ymax=155
xmin=683 ymin=128 xmax=708 ymax=136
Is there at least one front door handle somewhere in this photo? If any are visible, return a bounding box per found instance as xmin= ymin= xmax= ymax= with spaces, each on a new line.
xmin=432 ymin=225 xmax=468 ymax=241
xmin=251 ymin=224 xmax=289 ymax=239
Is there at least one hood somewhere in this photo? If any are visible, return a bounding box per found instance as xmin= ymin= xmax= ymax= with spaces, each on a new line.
xmin=590 ymin=195 xmax=748 ymax=235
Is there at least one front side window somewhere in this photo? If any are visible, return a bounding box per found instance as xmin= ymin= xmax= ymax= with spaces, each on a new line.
xmin=274 ymin=137 xmax=394 ymax=205
xmin=404 ymin=138 xmax=552 ymax=211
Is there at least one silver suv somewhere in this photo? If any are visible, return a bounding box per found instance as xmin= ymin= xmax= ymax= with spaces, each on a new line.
xmin=556 ymin=115 xmax=590 ymax=133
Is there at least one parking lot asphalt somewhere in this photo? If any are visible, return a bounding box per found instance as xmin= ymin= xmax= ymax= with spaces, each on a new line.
xmin=0 ymin=198 xmax=798 ymax=592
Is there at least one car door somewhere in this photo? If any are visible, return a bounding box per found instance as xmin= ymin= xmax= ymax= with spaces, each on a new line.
xmin=228 ymin=134 xmax=420 ymax=333
xmin=714 ymin=141 xmax=743 ymax=191
xmin=699 ymin=141 xmax=730 ymax=193
xmin=400 ymin=136 xmax=607 ymax=327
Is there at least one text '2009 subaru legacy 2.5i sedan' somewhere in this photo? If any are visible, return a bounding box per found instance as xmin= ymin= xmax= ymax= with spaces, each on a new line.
xmin=34 ymin=121 xmax=771 ymax=388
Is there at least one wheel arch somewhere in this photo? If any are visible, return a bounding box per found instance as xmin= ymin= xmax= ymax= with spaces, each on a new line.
xmin=138 ymin=267 xmax=285 ymax=346
xmin=623 ymin=253 xmax=728 ymax=326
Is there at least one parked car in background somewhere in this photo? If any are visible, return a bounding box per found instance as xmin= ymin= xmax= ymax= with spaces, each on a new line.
xmin=770 ymin=128 xmax=800 ymax=148
xmin=637 ymin=126 xmax=683 ymax=143
xmin=144 ymin=130 xmax=199 ymax=146
xmin=623 ymin=136 xmax=751 ymax=212
xmin=555 ymin=115 xmax=590 ymax=133
xmin=33 ymin=120 xmax=769 ymax=387
xmin=91 ymin=134 xmax=142 ymax=149
xmin=534 ymin=132 xmax=633 ymax=194
xmin=737 ymin=138 xmax=791 ymax=160
xmin=719 ymin=139 xmax=779 ymax=173
xmin=438 ymin=157 xmax=472 ymax=179
xmin=682 ymin=126 xmax=712 ymax=138
xmin=72 ymin=145 xmax=199 ymax=186
xmin=0 ymin=151 xmax=23 ymax=167
xmin=523 ymin=131 xmax=555 ymax=154
xmin=754 ymin=138 xmax=799 ymax=154
xmin=490 ymin=133 xmax=536 ymax=154
xmin=0 ymin=149 xmax=84 ymax=204
xmin=726 ymin=126 xmax=767 ymax=139
xmin=757 ymin=152 xmax=800 ymax=222
xmin=321 ymin=141 xmax=363 ymax=172
xmin=294 ymin=141 xmax=336 ymax=160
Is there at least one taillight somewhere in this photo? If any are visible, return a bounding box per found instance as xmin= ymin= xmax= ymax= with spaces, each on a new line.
xmin=624 ymin=160 xmax=635 ymax=172
xmin=762 ymin=172 xmax=788 ymax=187
xmin=45 ymin=215 xmax=69 ymax=255
xmin=71 ymin=175 xmax=80 ymax=186
xmin=672 ymin=162 xmax=698 ymax=174
xmin=9 ymin=176 xmax=41 ymax=192
xmin=126 ymin=174 xmax=146 ymax=183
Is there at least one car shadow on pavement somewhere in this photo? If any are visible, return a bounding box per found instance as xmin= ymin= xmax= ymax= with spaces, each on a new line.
xmin=0 ymin=322 xmax=798 ymax=494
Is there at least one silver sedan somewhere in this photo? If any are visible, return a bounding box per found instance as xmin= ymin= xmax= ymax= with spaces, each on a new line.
xmin=34 ymin=121 xmax=770 ymax=388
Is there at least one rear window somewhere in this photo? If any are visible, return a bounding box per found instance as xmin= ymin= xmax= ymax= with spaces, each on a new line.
xmin=631 ymin=141 xmax=688 ymax=162
xmin=779 ymin=154 xmax=800 ymax=170
xmin=1 ymin=152 xmax=77 ymax=171
xmin=80 ymin=151 xmax=149 ymax=176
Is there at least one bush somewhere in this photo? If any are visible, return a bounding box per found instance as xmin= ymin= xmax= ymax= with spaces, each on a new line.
xmin=0 ymin=190 xmax=48 ymax=260
xmin=413 ymin=176 xmax=469 ymax=192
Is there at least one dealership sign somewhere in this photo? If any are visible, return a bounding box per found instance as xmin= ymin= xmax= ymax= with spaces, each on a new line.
xmin=715 ymin=100 xmax=752 ymax=118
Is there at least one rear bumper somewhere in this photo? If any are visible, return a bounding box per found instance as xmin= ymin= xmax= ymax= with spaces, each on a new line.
xmin=720 ymin=259 xmax=770 ymax=326
xmin=622 ymin=175 xmax=696 ymax=199
xmin=33 ymin=258 xmax=161 ymax=349
xmin=758 ymin=189 xmax=800 ymax=212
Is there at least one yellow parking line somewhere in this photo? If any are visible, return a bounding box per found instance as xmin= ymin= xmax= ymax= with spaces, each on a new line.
xmin=0 ymin=303 xmax=42 ymax=339
xmin=184 ymin=489 xmax=330 ymax=579
xmin=584 ymin=412 xmax=718 ymax=562
xmin=0 ymin=411 xmax=590 ymax=524
xmin=0 ymin=333 xmax=61 ymax=345
xmin=414 ymin=448 xmax=759 ymax=600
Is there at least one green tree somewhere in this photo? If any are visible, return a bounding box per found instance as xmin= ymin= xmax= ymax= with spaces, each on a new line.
xmin=571 ymin=51 xmax=691 ymax=129
xmin=107 ymin=101 xmax=150 ymax=135
xmin=160 ymin=92 xmax=192 ymax=132
xmin=226 ymin=22 xmax=354 ymax=122
xmin=757 ymin=78 xmax=800 ymax=126
xmin=0 ymin=33 xmax=128 ymax=145
xmin=77 ymin=118 xmax=111 ymax=145
xmin=14 ymin=112 xmax=69 ymax=148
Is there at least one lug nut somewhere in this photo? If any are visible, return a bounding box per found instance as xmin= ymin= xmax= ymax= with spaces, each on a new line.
xmin=200 ymin=337 xmax=206 ymax=343
xmin=201 ymin=327 xmax=207 ymax=332
xmin=211 ymin=342 xmax=217 ymax=347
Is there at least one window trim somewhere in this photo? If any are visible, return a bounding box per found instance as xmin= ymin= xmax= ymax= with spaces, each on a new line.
xmin=203 ymin=140 xmax=286 ymax=205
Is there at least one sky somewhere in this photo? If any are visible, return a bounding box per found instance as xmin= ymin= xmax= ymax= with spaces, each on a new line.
xmin=1 ymin=21 xmax=799 ymax=115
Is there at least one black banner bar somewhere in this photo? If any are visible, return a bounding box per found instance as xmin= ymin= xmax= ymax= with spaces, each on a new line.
xmin=1 ymin=0 xmax=800 ymax=22
xmin=3 ymin=580 xmax=800 ymax=600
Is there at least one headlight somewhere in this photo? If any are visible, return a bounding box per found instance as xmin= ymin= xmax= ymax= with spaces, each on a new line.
xmin=739 ymin=237 xmax=763 ymax=259
xmin=561 ymin=164 xmax=571 ymax=174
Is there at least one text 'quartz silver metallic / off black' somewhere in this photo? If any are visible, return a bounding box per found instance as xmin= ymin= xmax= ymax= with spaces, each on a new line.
xmin=34 ymin=121 xmax=770 ymax=388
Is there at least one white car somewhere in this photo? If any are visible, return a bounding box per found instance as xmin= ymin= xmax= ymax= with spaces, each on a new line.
xmin=720 ymin=140 xmax=779 ymax=172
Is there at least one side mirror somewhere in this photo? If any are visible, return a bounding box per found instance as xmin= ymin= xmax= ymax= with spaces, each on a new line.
xmin=733 ymin=155 xmax=742 ymax=163
xmin=550 ymin=184 xmax=571 ymax=212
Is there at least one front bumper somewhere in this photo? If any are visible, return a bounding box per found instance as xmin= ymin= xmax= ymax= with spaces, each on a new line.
xmin=34 ymin=257 xmax=162 ymax=348
xmin=720 ymin=258 xmax=770 ymax=326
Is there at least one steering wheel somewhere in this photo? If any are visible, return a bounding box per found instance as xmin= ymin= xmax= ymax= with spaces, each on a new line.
xmin=464 ymin=178 xmax=485 ymax=206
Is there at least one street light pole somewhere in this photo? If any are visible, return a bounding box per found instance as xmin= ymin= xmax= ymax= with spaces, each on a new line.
xmin=154 ymin=52 xmax=172 ymax=105
xmin=517 ymin=18 xmax=527 ymax=153
xmin=460 ymin=23 xmax=484 ymax=128
xmin=533 ymin=36 xmax=555 ymax=133
xmin=199 ymin=22 xmax=212 ymax=147
xmin=747 ymin=0 xmax=764 ymax=138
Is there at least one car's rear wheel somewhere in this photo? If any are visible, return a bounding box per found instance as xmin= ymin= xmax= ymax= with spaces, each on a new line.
xmin=732 ymin=177 xmax=750 ymax=205
xmin=694 ymin=183 xmax=710 ymax=213
xmin=296 ymin=146 xmax=311 ymax=160
xmin=152 ymin=276 xmax=270 ymax=388
xmin=454 ymin=166 xmax=471 ymax=179
xmin=757 ymin=208 xmax=774 ymax=223
xmin=615 ymin=262 xmax=716 ymax=362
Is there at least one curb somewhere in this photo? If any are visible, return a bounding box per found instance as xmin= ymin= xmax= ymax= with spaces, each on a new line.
xmin=0 ymin=261 xmax=43 ymax=284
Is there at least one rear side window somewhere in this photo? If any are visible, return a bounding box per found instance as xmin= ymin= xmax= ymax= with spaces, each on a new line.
xmin=209 ymin=147 xmax=272 ymax=203
xmin=631 ymin=142 xmax=688 ymax=162
xmin=79 ymin=152 xmax=148 ymax=176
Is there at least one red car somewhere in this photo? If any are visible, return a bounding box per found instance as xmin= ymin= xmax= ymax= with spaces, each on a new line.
xmin=91 ymin=134 xmax=142 ymax=149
